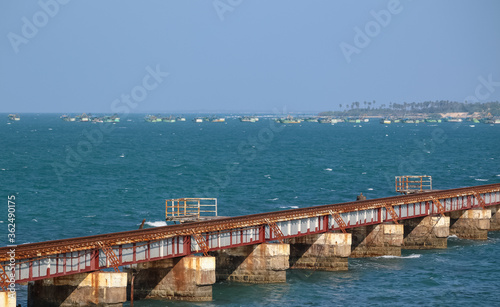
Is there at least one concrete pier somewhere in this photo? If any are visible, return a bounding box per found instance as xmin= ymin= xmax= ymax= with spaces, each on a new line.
xmin=127 ymin=256 xmax=215 ymax=301
xmin=448 ymin=209 xmax=491 ymax=240
xmin=349 ymin=224 xmax=404 ymax=258
xmin=28 ymin=272 xmax=127 ymax=307
xmin=0 ymin=291 xmax=16 ymax=307
xmin=402 ymin=216 xmax=450 ymax=249
xmin=289 ymin=233 xmax=351 ymax=271
xmin=211 ymin=243 xmax=289 ymax=283
xmin=489 ymin=205 xmax=500 ymax=231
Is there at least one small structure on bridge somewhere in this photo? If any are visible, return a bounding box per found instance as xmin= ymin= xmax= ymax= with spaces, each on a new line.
xmin=395 ymin=175 xmax=432 ymax=194
xmin=165 ymin=198 xmax=218 ymax=223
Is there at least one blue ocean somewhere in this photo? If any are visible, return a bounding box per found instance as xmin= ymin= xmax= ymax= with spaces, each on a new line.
xmin=1 ymin=114 xmax=499 ymax=306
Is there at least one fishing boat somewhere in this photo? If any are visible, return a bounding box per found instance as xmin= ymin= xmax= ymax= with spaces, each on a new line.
xmin=346 ymin=118 xmax=361 ymax=123
xmin=211 ymin=117 xmax=225 ymax=123
xmin=240 ymin=116 xmax=259 ymax=122
xmin=318 ymin=117 xmax=333 ymax=124
xmin=60 ymin=114 xmax=72 ymax=121
xmin=145 ymin=115 xmax=162 ymax=122
xmin=162 ymin=116 xmax=176 ymax=123
xmin=8 ymin=114 xmax=20 ymax=121
xmin=277 ymin=116 xmax=301 ymax=124
xmin=445 ymin=118 xmax=463 ymax=122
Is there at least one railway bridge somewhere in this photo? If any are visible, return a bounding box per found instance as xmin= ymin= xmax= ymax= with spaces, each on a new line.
xmin=1 ymin=183 xmax=500 ymax=306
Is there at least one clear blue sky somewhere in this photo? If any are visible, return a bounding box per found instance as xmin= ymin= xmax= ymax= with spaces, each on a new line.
xmin=1 ymin=0 xmax=499 ymax=113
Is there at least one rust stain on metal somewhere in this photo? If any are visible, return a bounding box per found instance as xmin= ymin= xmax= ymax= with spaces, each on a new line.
xmin=265 ymin=218 xmax=285 ymax=243
xmin=192 ymin=233 xmax=210 ymax=256
xmin=429 ymin=196 xmax=446 ymax=216
xmin=329 ymin=210 xmax=347 ymax=233
xmin=384 ymin=205 xmax=399 ymax=224
xmin=97 ymin=241 xmax=121 ymax=272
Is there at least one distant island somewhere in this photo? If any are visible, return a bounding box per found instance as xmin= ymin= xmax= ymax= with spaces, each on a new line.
xmin=319 ymin=101 xmax=500 ymax=118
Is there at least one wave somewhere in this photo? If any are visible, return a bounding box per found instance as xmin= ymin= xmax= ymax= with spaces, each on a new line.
xmin=475 ymin=179 xmax=488 ymax=182
xmin=145 ymin=221 xmax=167 ymax=227
xmin=269 ymin=197 xmax=279 ymax=201
xmin=280 ymin=205 xmax=299 ymax=209
xmin=376 ymin=254 xmax=421 ymax=259
xmin=367 ymin=188 xmax=374 ymax=191
xmin=324 ymin=168 xmax=333 ymax=171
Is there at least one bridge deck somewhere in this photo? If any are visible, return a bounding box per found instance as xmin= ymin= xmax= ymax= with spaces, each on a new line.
xmin=1 ymin=183 xmax=499 ymax=283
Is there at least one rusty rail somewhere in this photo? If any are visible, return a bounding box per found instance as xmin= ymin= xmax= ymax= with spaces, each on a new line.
xmin=1 ymin=183 xmax=499 ymax=262
xmin=98 ymin=241 xmax=121 ymax=272
xmin=192 ymin=233 xmax=210 ymax=256
xmin=384 ymin=205 xmax=399 ymax=224
xmin=329 ymin=210 xmax=347 ymax=233
xmin=265 ymin=218 xmax=285 ymax=243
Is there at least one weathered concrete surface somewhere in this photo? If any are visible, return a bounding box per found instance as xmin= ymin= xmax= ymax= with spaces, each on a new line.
xmin=28 ymin=272 xmax=127 ymax=307
xmin=448 ymin=209 xmax=491 ymax=240
xmin=289 ymin=233 xmax=351 ymax=271
xmin=0 ymin=291 xmax=16 ymax=307
xmin=402 ymin=216 xmax=450 ymax=249
xmin=210 ymin=243 xmax=289 ymax=283
xmin=348 ymin=224 xmax=403 ymax=258
xmin=127 ymin=256 xmax=215 ymax=301
xmin=489 ymin=205 xmax=500 ymax=231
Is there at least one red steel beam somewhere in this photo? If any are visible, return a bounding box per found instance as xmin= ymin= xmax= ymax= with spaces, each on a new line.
xmin=0 ymin=183 xmax=499 ymax=262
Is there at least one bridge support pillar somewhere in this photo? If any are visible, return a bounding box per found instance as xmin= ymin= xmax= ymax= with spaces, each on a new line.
xmin=0 ymin=291 xmax=16 ymax=307
xmin=489 ymin=205 xmax=500 ymax=231
xmin=211 ymin=243 xmax=289 ymax=283
xmin=348 ymin=223 xmax=404 ymax=258
xmin=402 ymin=216 xmax=450 ymax=249
xmin=289 ymin=233 xmax=351 ymax=271
xmin=448 ymin=208 xmax=491 ymax=240
xmin=27 ymin=271 xmax=127 ymax=307
xmin=126 ymin=255 xmax=215 ymax=301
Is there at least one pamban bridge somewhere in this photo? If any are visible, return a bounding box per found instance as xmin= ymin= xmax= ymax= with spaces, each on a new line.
xmin=1 ymin=177 xmax=500 ymax=306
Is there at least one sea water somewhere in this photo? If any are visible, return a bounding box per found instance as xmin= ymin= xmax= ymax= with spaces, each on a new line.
xmin=1 ymin=114 xmax=499 ymax=306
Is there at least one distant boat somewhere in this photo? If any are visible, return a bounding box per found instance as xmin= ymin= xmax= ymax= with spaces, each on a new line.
xmin=60 ymin=114 xmax=72 ymax=121
xmin=425 ymin=118 xmax=441 ymax=123
xmin=211 ymin=117 xmax=225 ymax=123
xmin=193 ymin=118 xmax=204 ymax=123
xmin=318 ymin=118 xmax=333 ymax=124
xmin=346 ymin=118 xmax=361 ymax=123
xmin=162 ymin=116 xmax=176 ymax=123
xmin=277 ymin=116 xmax=301 ymax=124
xmin=240 ymin=116 xmax=259 ymax=122
xmin=176 ymin=117 xmax=186 ymax=122
xmin=8 ymin=114 xmax=20 ymax=121
xmin=380 ymin=119 xmax=391 ymax=124
xmin=145 ymin=115 xmax=162 ymax=122
xmin=77 ymin=113 xmax=90 ymax=122
xmin=402 ymin=119 xmax=415 ymax=124
xmin=445 ymin=118 xmax=463 ymax=122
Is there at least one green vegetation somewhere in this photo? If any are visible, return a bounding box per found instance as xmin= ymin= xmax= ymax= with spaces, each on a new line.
xmin=319 ymin=101 xmax=500 ymax=117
